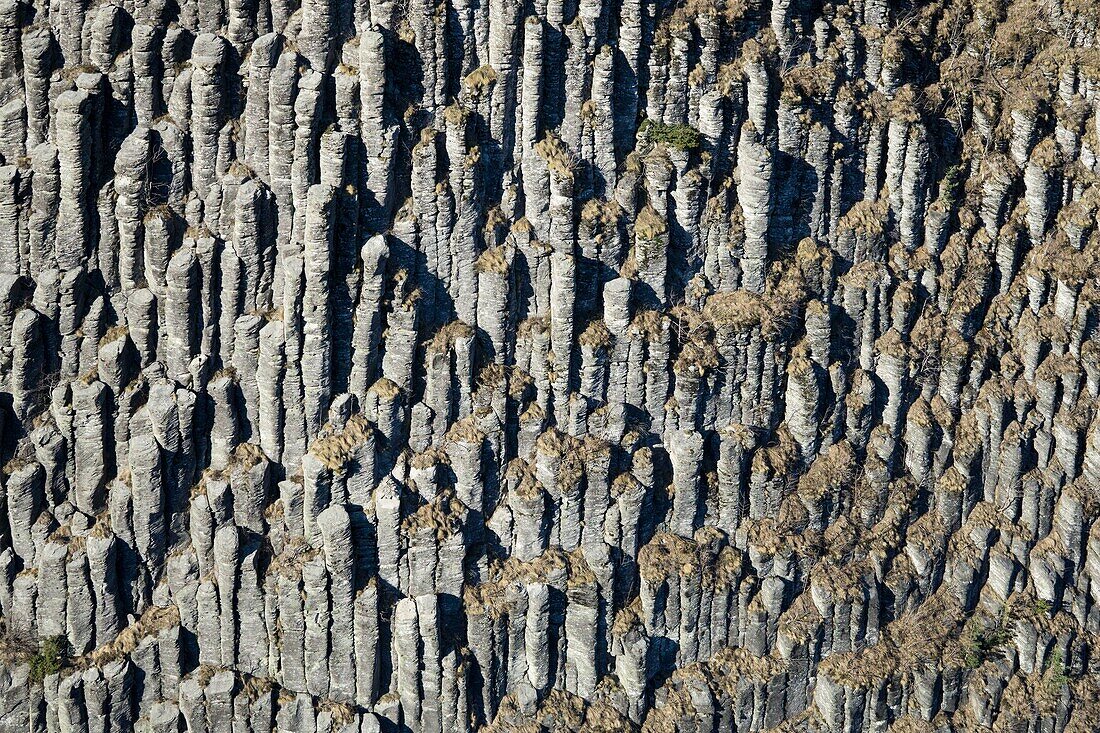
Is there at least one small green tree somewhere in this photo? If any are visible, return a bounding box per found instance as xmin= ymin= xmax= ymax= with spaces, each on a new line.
xmin=1044 ymin=650 xmax=1069 ymax=692
xmin=939 ymin=164 xmax=964 ymax=207
xmin=962 ymin=610 xmax=1013 ymax=668
xmin=963 ymin=625 xmax=1011 ymax=668
xmin=29 ymin=635 xmax=71 ymax=684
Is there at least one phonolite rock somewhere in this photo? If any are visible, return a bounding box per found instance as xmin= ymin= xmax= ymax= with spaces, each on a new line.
xmin=0 ymin=0 xmax=1099 ymax=731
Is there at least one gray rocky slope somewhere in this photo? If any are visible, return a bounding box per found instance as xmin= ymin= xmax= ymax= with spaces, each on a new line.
xmin=0 ymin=0 xmax=1100 ymax=730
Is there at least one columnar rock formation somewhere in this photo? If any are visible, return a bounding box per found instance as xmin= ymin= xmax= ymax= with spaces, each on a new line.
xmin=1 ymin=0 xmax=1100 ymax=731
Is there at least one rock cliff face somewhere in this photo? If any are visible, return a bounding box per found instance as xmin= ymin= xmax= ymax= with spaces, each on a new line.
xmin=1 ymin=0 xmax=1100 ymax=730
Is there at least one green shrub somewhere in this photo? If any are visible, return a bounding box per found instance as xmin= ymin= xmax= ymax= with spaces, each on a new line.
xmin=639 ymin=120 xmax=703 ymax=151
xmin=1044 ymin=650 xmax=1069 ymax=692
xmin=939 ymin=164 xmax=964 ymax=207
xmin=29 ymin=635 xmax=71 ymax=684
xmin=962 ymin=622 xmax=1011 ymax=668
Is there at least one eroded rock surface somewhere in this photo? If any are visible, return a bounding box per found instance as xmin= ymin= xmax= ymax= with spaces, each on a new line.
xmin=1 ymin=0 xmax=1100 ymax=731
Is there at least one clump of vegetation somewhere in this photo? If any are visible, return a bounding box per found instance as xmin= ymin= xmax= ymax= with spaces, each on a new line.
xmin=29 ymin=635 xmax=71 ymax=684
xmin=962 ymin=617 xmax=1012 ymax=668
xmin=1043 ymin=650 xmax=1069 ymax=692
xmin=639 ymin=119 xmax=703 ymax=151
xmin=939 ymin=164 xmax=964 ymax=207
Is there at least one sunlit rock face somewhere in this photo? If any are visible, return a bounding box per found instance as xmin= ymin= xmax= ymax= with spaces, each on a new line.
xmin=1 ymin=0 xmax=1100 ymax=730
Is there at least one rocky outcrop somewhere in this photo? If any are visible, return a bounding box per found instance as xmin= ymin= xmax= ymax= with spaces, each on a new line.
xmin=1 ymin=0 xmax=1100 ymax=732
